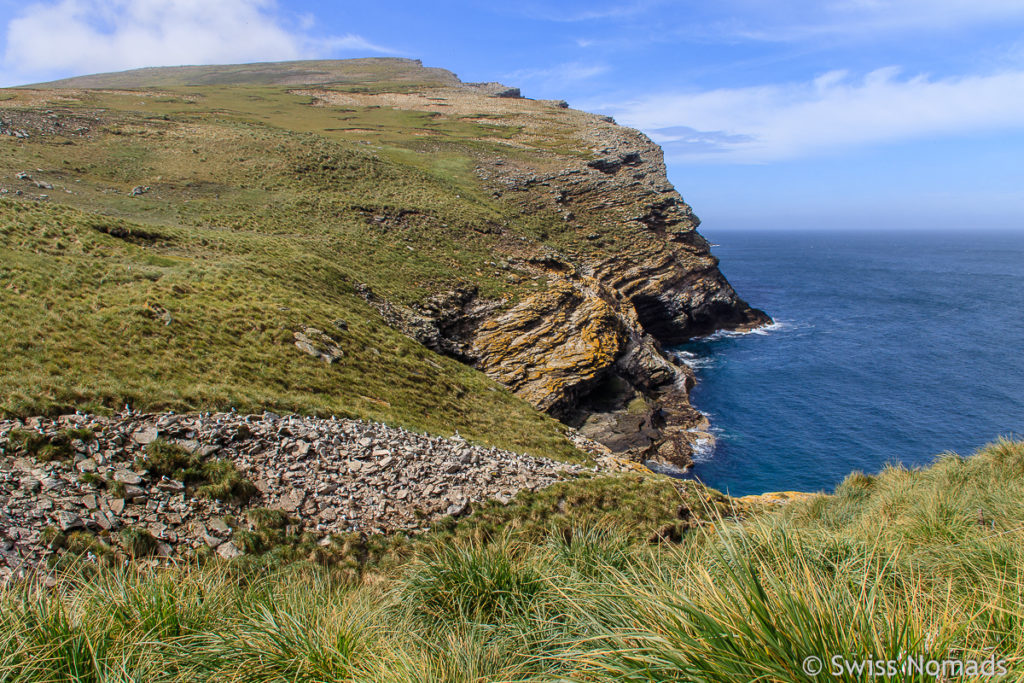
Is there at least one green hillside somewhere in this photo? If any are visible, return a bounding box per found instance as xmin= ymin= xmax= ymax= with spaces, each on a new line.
xmin=0 ymin=65 xmax=587 ymax=459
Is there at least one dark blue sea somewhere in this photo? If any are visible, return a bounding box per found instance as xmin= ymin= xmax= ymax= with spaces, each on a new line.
xmin=677 ymin=229 xmax=1024 ymax=497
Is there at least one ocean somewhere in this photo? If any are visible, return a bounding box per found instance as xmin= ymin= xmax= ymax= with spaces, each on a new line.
xmin=676 ymin=229 xmax=1024 ymax=497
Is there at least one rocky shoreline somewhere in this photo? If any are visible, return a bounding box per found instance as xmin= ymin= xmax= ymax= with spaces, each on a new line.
xmin=0 ymin=411 xmax=598 ymax=582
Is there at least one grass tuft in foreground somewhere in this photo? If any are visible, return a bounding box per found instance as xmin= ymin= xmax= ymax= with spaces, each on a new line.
xmin=2 ymin=439 xmax=1023 ymax=681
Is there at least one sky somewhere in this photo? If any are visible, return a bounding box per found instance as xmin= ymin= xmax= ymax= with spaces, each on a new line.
xmin=2 ymin=0 xmax=1023 ymax=230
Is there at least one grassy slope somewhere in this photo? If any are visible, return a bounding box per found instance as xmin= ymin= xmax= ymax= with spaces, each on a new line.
xmin=0 ymin=80 xmax=584 ymax=459
xmin=3 ymin=439 xmax=1023 ymax=680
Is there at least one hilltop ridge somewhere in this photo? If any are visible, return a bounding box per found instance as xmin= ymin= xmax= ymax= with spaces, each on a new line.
xmin=26 ymin=58 xmax=462 ymax=89
xmin=27 ymin=58 xmax=523 ymax=99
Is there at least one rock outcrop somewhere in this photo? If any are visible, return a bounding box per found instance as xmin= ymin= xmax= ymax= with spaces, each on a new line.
xmin=338 ymin=86 xmax=769 ymax=469
xmin=471 ymin=280 xmax=626 ymax=413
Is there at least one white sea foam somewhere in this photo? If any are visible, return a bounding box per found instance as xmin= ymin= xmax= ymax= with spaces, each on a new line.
xmin=696 ymin=319 xmax=787 ymax=341
xmin=642 ymin=459 xmax=690 ymax=478
xmin=671 ymin=349 xmax=716 ymax=369
xmin=689 ymin=436 xmax=716 ymax=462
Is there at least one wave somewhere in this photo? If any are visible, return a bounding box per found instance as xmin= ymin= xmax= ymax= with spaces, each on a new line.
xmin=689 ymin=435 xmax=716 ymax=462
xmin=671 ymin=349 xmax=716 ymax=369
xmin=642 ymin=459 xmax=690 ymax=478
xmin=697 ymin=319 xmax=787 ymax=341
xmin=642 ymin=435 xmax=717 ymax=478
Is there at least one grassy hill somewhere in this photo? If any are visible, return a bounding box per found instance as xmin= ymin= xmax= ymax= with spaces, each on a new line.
xmin=0 ymin=61 xmax=591 ymax=459
xmin=2 ymin=58 xmax=767 ymax=467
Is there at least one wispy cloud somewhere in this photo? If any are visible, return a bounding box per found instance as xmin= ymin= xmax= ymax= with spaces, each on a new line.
xmin=606 ymin=67 xmax=1024 ymax=162
xmin=1 ymin=0 xmax=394 ymax=86
xmin=506 ymin=61 xmax=609 ymax=91
xmin=719 ymin=0 xmax=1024 ymax=42
xmin=646 ymin=126 xmax=755 ymax=156
xmin=508 ymin=0 xmax=666 ymax=23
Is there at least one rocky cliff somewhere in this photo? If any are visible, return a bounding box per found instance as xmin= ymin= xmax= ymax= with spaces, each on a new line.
xmin=321 ymin=79 xmax=770 ymax=469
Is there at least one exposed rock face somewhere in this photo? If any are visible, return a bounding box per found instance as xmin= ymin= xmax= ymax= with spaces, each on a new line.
xmin=474 ymin=131 xmax=769 ymax=467
xmin=0 ymin=411 xmax=599 ymax=581
xmin=350 ymin=99 xmax=768 ymax=469
xmin=471 ymin=281 xmax=626 ymax=413
xmin=462 ymin=82 xmax=522 ymax=98
xmin=497 ymin=118 xmax=770 ymax=344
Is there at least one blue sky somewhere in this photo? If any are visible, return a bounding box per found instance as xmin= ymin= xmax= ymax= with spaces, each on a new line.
xmin=2 ymin=0 xmax=1023 ymax=230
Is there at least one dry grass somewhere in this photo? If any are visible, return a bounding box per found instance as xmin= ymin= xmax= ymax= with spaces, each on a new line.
xmin=3 ymin=440 xmax=1023 ymax=681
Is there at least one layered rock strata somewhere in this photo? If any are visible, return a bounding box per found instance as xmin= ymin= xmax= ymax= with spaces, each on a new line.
xmin=340 ymin=87 xmax=769 ymax=469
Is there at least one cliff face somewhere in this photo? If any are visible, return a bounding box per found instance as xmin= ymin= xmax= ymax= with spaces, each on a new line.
xmin=333 ymin=81 xmax=769 ymax=469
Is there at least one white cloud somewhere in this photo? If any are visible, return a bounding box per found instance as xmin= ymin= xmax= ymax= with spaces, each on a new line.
xmin=2 ymin=0 xmax=393 ymax=86
xmin=606 ymin=67 xmax=1024 ymax=163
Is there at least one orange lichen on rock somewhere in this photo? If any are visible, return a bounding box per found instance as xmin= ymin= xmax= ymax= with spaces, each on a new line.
xmin=472 ymin=281 xmax=625 ymax=412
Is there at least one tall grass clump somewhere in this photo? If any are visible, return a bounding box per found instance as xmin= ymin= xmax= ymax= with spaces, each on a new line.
xmin=400 ymin=537 xmax=548 ymax=625
xmin=138 ymin=439 xmax=258 ymax=504
xmin=576 ymin=527 xmax=951 ymax=682
xmin=0 ymin=440 xmax=1022 ymax=680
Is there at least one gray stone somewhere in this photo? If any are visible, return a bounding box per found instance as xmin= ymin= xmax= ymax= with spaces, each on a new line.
xmin=123 ymin=485 xmax=146 ymax=500
xmin=293 ymin=327 xmax=343 ymax=363
xmin=208 ymin=517 xmax=230 ymax=535
xmin=76 ymin=458 xmax=97 ymax=473
xmin=445 ymin=502 xmax=468 ymax=517
xmin=173 ymin=439 xmax=200 ymax=452
xmin=113 ymin=471 xmax=143 ymax=485
xmin=57 ymin=511 xmax=85 ymax=532
xmin=132 ymin=427 xmax=160 ymax=445
xmin=217 ymin=541 xmax=242 ymax=559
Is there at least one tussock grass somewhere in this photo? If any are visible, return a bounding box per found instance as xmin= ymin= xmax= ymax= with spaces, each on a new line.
xmin=3 ymin=440 xmax=1024 ymax=680
xmin=138 ymin=439 xmax=257 ymax=504
xmin=401 ymin=537 xmax=547 ymax=625
xmin=5 ymin=427 xmax=93 ymax=462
